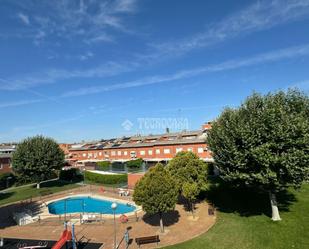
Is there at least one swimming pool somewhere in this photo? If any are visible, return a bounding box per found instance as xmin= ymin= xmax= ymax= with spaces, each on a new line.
xmin=48 ymin=196 xmax=136 ymax=215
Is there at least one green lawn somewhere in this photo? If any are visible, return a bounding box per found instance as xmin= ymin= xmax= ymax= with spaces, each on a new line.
xmin=165 ymin=183 xmax=309 ymax=249
xmin=0 ymin=180 xmax=80 ymax=206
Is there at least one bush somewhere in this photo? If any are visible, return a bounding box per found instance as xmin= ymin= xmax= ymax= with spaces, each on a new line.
xmin=85 ymin=171 xmax=127 ymax=185
xmin=0 ymin=173 xmax=16 ymax=189
xmin=97 ymin=161 xmax=111 ymax=171
xmin=126 ymin=158 xmax=143 ymax=168
xmin=59 ymin=168 xmax=82 ymax=182
xmin=111 ymin=162 xmax=125 ymax=171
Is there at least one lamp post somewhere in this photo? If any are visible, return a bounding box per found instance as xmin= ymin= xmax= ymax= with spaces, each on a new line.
xmin=111 ymin=202 xmax=118 ymax=249
xmin=82 ymin=167 xmax=86 ymax=185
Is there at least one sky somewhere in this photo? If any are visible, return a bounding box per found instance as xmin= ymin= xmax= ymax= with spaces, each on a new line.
xmin=0 ymin=0 xmax=309 ymax=143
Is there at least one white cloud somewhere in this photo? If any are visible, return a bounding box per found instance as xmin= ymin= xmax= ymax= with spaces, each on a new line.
xmin=0 ymin=61 xmax=138 ymax=90
xmin=10 ymin=0 xmax=138 ymax=45
xmin=149 ymin=0 xmax=309 ymax=58
xmin=2 ymin=43 xmax=309 ymax=93
xmin=61 ymin=43 xmax=309 ymax=97
xmin=86 ymin=33 xmax=114 ymax=44
xmin=0 ymin=99 xmax=42 ymax=108
xmin=17 ymin=12 xmax=30 ymax=25
xmin=113 ymin=0 xmax=137 ymax=13
xmin=79 ymin=51 xmax=94 ymax=61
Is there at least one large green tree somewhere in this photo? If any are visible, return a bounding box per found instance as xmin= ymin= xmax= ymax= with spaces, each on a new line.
xmin=133 ymin=163 xmax=178 ymax=232
xmin=207 ymin=89 xmax=309 ymax=221
xmin=166 ymin=151 xmax=208 ymax=212
xmin=12 ymin=135 xmax=65 ymax=183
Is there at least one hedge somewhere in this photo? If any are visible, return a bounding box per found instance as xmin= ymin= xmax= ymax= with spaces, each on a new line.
xmin=59 ymin=168 xmax=83 ymax=182
xmin=85 ymin=171 xmax=127 ymax=185
xmin=97 ymin=161 xmax=111 ymax=171
xmin=126 ymin=158 xmax=143 ymax=168
xmin=0 ymin=173 xmax=16 ymax=189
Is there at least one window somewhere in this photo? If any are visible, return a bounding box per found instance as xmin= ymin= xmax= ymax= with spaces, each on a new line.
xmin=176 ymin=148 xmax=182 ymax=153
xmin=198 ymin=147 xmax=204 ymax=153
xmin=99 ymin=152 xmax=102 ymax=156
xmin=164 ymin=148 xmax=171 ymax=154
xmin=83 ymin=153 xmax=86 ymax=157
xmin=0 ymin=164 xmax=2 ymax=170
xmin=148 ymin=150 xmax=153 ymax=155
xmin=117 ymin=151 xmax=121 ymax=156
xmin=187 ymin=148 xmax=193 ymax=152
xmin=130 ymin=151 xmax=136 ymax=158
xmin=124 ymin=151 xmax=128 ymax=156
xmin=111 ymin=151 xmax=116 ymax=156
xmin=140 ymin=150 xmax=145 ymax=155
xmin=155 ymin=149 xmax=160 ymax=154
xmin=167 ymin=136 xmax=177 ymax=141
xmin=184 ymin=135 xmax=196 ymax=140
xmin=88 ymin=153 xmax=92 ymax=157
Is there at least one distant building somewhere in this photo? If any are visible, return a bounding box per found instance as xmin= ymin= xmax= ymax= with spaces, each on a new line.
xmin=60 ymin=122 xmax=213 ymax=166
xmin=0 ymin=145 xmax=16 ymax=173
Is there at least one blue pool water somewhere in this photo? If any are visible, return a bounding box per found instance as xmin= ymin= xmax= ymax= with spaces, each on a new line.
xmin=48 ymin=196 xmax=136 ymax=215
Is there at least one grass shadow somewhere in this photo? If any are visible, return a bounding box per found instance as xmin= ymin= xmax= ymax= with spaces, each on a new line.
xmin=0 ymin=191 xmax=14 ymax=201
xmin=0 ymin=201 xmax=41 ymax=229
xmin=142 ymin=210 xmax=180 ymax=228
xmin=203 ymin=178 xmax=297 ymax=217
xmin=40 ymin=179 xmax=80 ymax=188
xmin=177 ymin=195 xmax=203 ymax=214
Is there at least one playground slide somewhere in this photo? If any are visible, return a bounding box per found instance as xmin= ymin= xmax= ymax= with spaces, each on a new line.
xmin=52 ymin=230 xmax=72 ymax=249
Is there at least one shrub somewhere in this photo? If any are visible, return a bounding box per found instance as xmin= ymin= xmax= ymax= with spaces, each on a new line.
xmin=126 ymin=158 xmax=143 ymax=168
xmin=0 ymin=173 xmax=16 ymax=189
xmin=97 ymin=161 xmax=111 ymax=171
xmin=111 ymin=162 xmax=125 ymax=171
xmin=59 ymin=168 xmax=82 ymax=182
xmin=85 ymin=171 xmax=127 ymax=185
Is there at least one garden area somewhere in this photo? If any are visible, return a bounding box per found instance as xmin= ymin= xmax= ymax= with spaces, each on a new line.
xmin=165 ymin=183 xmax=309 ymax=249
xmin=0 ymin=180 xmax=79 ymax=206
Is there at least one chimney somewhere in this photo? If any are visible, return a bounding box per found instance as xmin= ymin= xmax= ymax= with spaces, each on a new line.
xmin=202 ymin=122 xmax=212 ymax=130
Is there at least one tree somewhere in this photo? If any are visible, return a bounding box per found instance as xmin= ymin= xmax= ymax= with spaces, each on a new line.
xmin=182 ymin=182 xmax=199 ymax=217
xmin=166 ymin=151 xmax=208 ymax=212
xmin=12 ymin=135 xmax=65 ymax=184
xmin=207 ymin=89 xmax=309 ymax=221
xmin=133 ymin=163 xmax=178 ymax=232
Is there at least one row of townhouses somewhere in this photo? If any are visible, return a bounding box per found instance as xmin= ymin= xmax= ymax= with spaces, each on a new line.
xmin=62 ymin=122 xmax=213 ymax=165
xmin=0 ymin=122 xmax=213 ymax=174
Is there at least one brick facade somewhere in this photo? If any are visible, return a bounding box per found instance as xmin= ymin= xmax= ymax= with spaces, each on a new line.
xmin=0 ymin=156 xmax=12 ymax=174
xmin=127 ymin=172 xmax=145 ymax=189
xmin=62 ymin=122 xmax=213 ymax=165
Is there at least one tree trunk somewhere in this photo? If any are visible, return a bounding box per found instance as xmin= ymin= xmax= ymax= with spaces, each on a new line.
xmin=191 ymin=201 xmax=195 ymax=218
xmin=269 ymin=191 xmax=281 ymax=221
xmin=159 ymin=212 xmax=164 ymax=233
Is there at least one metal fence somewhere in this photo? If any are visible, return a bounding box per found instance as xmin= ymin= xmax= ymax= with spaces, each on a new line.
xmin=1 ymin=183 xmax=139 ymax=227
